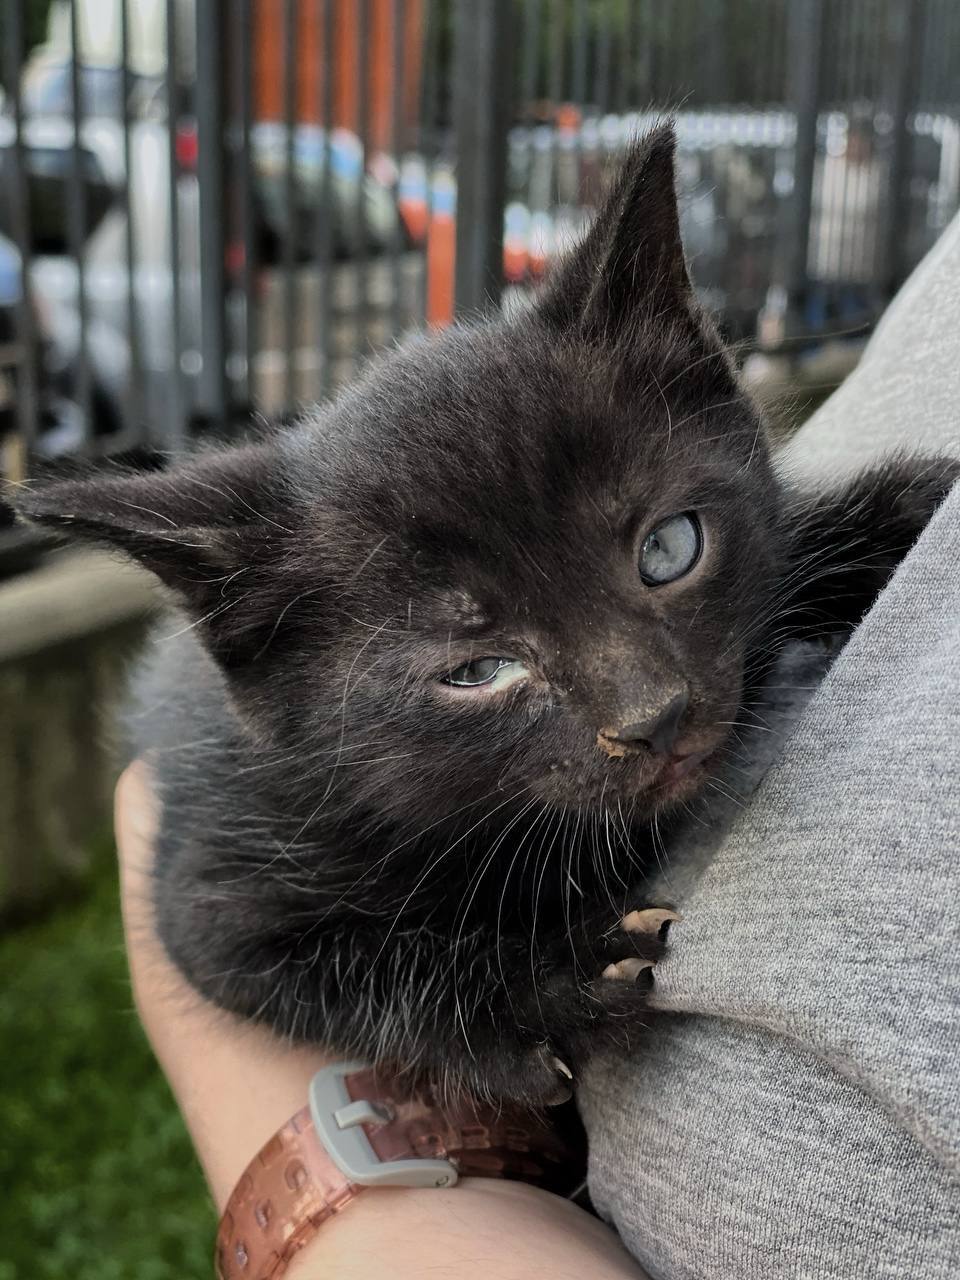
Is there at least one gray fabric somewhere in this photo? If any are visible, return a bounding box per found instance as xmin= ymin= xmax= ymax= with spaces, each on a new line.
xmin=581 ymin=213 xmax=960 ymax=1278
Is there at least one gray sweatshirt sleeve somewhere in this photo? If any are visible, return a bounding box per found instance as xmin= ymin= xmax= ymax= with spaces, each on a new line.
xmin=579 ymin=213 xmax=960 ymax=1280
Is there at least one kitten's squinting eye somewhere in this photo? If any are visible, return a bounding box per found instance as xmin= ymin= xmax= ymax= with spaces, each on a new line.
xmin=441 ymin=657 xmax=529 ymax=691
xmin=639 ymin=512 xmax=703 ymax=586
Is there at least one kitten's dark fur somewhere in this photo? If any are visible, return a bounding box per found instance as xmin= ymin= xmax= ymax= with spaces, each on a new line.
xmin=17 ymin=127 xmax=957 ymax=1107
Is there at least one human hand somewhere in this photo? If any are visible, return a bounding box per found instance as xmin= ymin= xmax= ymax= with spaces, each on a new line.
xmin=115 ymin=761 xmax=649 ymax=1279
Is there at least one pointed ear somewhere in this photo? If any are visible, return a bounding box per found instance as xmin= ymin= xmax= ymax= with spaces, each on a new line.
xmin=13 ymin=443 xmax=293 ymax=668
xmin=537 ymin=122 xmax=693 ymax=340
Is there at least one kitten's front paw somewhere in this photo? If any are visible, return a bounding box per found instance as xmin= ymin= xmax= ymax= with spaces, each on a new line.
xmin=600 ymin=906 xmax=680 ymax=982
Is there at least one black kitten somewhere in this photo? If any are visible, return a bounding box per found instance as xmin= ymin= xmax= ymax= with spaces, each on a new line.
xmin=17 ymin=126 xmax=957 ymax=1107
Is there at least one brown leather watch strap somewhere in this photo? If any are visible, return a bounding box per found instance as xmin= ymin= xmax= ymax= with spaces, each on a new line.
xmin=215 ymin=1066 xmax=575 ymax=1280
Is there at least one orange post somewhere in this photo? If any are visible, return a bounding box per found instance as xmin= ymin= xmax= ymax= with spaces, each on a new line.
xmin=253 ymin=0 xmax=423 ymax=149
xmin=426 ymin=167 xmax=456 ymax=329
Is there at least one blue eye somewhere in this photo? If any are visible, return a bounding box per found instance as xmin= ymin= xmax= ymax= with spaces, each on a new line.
xmin=639 ymin=513 xmax=702 ymax=586
xmin=442 ymin=657 xmax=529 ymax=690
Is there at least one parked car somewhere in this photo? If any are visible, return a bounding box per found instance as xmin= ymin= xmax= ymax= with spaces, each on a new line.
xmin=249 ymin=123 xmax=401 ymax=261
xmin=0 ymin=230 xmax=89 ymax=469
xmin=4 ymin=26 xmax=405 ymax=432
xmin=28 ymin=115 xmax=206 ymax=437
xmin=135 ymin=74 xmax=404 ymax=265
xmin=0 ymin=55 xmax=135 ymax=253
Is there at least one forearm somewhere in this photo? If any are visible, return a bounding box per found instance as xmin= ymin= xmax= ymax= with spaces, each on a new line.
xmin=287 ymin=1178 xmax=649 ymax=1280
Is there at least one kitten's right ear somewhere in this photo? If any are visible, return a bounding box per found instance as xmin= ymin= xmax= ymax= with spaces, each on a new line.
xmin=12 ymin=443 xmax=292 ymax=667
xmin=537 ymin=123 xmax=693 ymax=342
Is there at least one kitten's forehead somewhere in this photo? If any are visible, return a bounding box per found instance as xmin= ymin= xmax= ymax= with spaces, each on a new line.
xmin=293 ymin=309 xmax=758 ymax=575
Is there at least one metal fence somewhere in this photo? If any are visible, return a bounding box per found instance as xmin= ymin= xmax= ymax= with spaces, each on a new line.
xmin=0 ymin=0 xmax=958 ymax=495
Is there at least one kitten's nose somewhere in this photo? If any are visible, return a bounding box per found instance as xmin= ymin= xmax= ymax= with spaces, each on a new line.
xmin=602 ymin=691 xmax=689 ymax=757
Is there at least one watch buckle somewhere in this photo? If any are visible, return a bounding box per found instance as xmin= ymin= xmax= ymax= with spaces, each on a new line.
xmin=309 ymin=1062 xmax=459 ymax=1189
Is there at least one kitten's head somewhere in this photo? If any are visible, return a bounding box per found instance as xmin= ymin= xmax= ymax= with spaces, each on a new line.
xmin=17 ymin=125 xmax=781 ymax=839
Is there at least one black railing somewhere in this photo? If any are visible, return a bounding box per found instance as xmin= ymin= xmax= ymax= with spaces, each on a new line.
xmin=0 ymin=0 xmax=957 ymax=493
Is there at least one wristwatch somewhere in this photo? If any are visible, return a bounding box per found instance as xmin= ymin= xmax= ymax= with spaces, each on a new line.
xmin=215 ymin=1061 xmax=577 ymax=1279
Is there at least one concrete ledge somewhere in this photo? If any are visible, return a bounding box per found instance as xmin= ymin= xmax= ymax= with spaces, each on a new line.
xmin=0 ymin=549 xmax=159 ymax=664
xmin=0 ymin=551 xmax=159 ymax=921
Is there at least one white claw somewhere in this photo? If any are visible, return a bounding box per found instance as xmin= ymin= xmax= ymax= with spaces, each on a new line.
xmin=602 ymin=957 xmax=656 ymax=981
xmin=621 ymin=907 xmax=682 ymax=934
xmin=552 ymin=1055 xmax=574 ymax=1080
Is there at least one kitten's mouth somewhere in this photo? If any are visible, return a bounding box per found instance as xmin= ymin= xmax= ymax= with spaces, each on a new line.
xmin=538 ymin=736 xmax=724 ymax=810
xmin=643 ymin=738 xmax=726 ymax=805
xmin=658 ymin=747 xmax=713 ymax=786
xmin=640 ymin=727 xmax=727 ymax=803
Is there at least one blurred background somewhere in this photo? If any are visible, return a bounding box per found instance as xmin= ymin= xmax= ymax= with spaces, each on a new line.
xmin=0 ymin=1 xmax=957 ymax=1275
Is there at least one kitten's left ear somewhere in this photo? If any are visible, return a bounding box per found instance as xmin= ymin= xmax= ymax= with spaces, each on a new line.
xmin=537 ymin=122 xmax=693 ymax=341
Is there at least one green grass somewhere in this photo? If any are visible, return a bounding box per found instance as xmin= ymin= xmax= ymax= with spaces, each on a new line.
xmin=0 ymin=851 xmax=214 ymax=1279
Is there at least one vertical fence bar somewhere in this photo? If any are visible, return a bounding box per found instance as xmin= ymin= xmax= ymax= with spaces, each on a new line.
xmin=416 ymin=0 xmax=439 ymax=330
xmin=818 ymin=0 xmax=844 ymax=286
xmin=195 ymin=0 xmax=229 ymax=430
xmin=452 ymin=0 xmax=513 ymax=315
xmin=782 ymin=0 xmax=825 ymax=332
xmin=67 ymin=0 xmax=93 ymax=449
xmin=355 ymin=0 xmax=372 ymax=366
xmin=522 ymin=0 xmax=542 ymax=112
xmin=634 ymin=0 xmax=651 ymax=103
xmin=594 ymin=6 xmax=611 ymax=113
xmin=548 ymin=0 xmax=564 ymax=111
xmin=916 ymin=0 xmax=933 ymax=107
xmin=548 ymin=0 xmax=565 ymax=268
xmin=572 ymin=0 xmax=587 ymax=107
xmin=571 ymin=0 xmax=588 ymax=205
xmin=758 ymin=0 xmax=773 ymax=102
xmin=705 ymin=0 xmax=729 ymax=103
xmin=3 ymin=0 xmax=37 ymax=477
xmin=164 ymin=0 xmax=184 ymax=447
xmin=238 ymin=0 xmax=257 ymax=411
xmin=830 ymin=0 xmax=850 ymax=285
xmin=524 ymin=0 xmax=548 ymax=226
xmin=390 ymin=0 xmax=407 ymax=339
xmin=880 ymin=0 xmax=923 ymax=297
xmin=282 ymin=0 xmax=297 ymax=412
xmin=840 ymin=0 xmax=868 ymax=289
xmin=119 ymin=0 xmax=142 ymax=440
xmin=616 ymin=0 xmax=630 ymax=113
xmin=316 ymin=0 xmax=335 ymax=396
xmin=520 ymin=0 xmax=541 ymax=249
